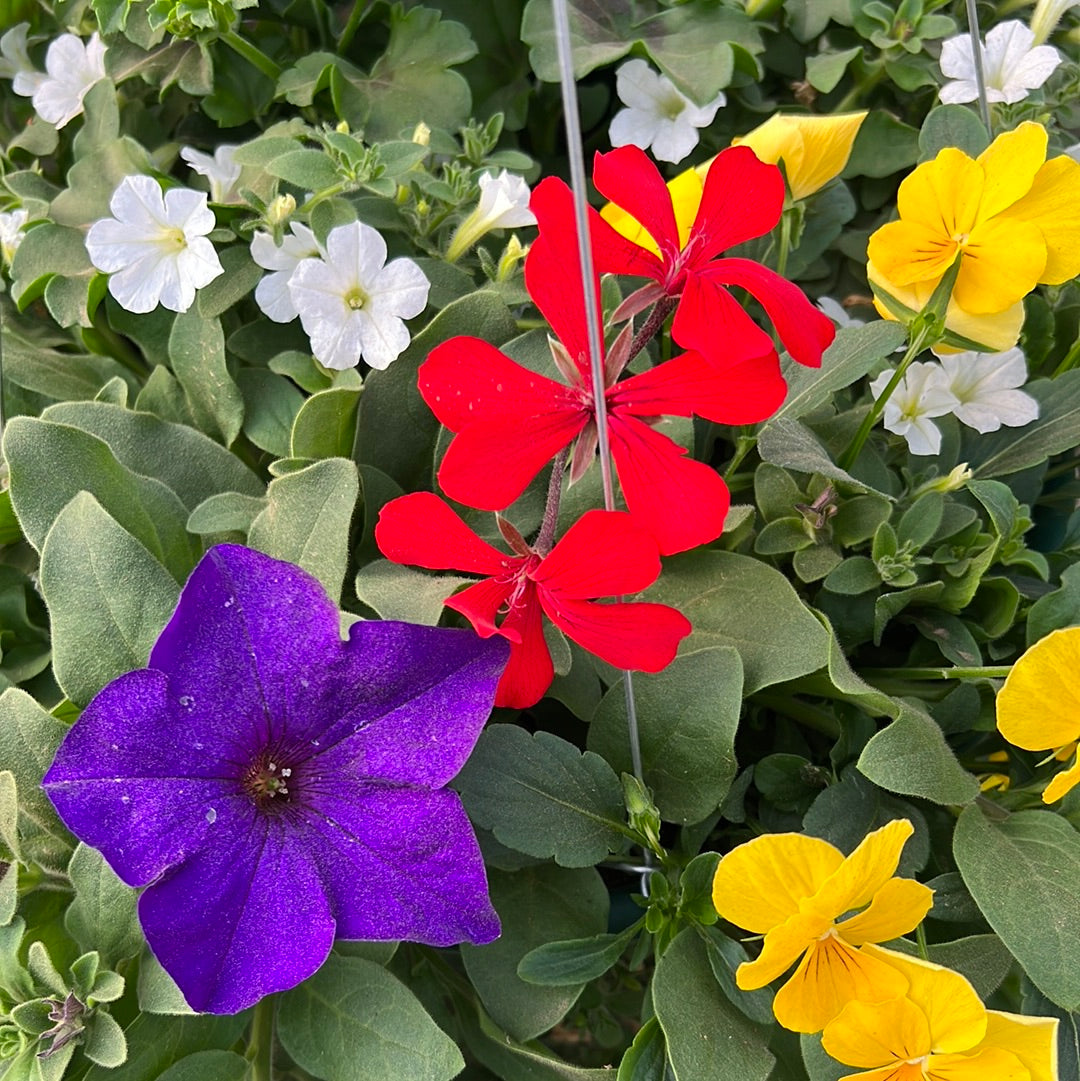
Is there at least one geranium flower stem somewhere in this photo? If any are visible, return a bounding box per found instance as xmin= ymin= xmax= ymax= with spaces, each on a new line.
xmin=220 ymin=30 xmax=282 ymax=81
xmin=535 ymin=447 xmax=569 ymax=556
xmin=246 ymin=994 xmax=276 ymax=1081
xmin=964 ymin=0 xmax=992 ymax=131
xmin=838 ymin=320 xmax=938 ymax=470
xmin=627 ymin=296 xmax=677 ymax=366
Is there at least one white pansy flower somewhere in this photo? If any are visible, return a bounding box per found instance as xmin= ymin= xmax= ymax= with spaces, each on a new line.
xmin=86 ymin=175 xmax=224 ymax=314
xmin=288 ymin=221 xmax=430 ymax=371
xmin=445 ymin=170 xmax=536 ymax=262
xmin=250 ymin=223 xmax=324 ymax=323
xmin=939 ymin=21 xmax=1061 ymax=105
xmin=937 ymin=349 xmax=1040 ymax=433
xmin=28 ymin=32 xmax=106 ymax=129
xmin=0 ymin=209 xmax=28 ymax=265
xmin=609 ymin=59 xmax=726 ymax=164
xmin=870 ymin=361 xmax=958 ymax=456
xmin=2 ymin=23 xmax=44 ymax=94
xmin=180 ymin=145 xmax=243 ymax=204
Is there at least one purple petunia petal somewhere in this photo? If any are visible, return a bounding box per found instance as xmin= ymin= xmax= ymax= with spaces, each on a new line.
xmin=300 ymin=785 xmax=500 ymax=946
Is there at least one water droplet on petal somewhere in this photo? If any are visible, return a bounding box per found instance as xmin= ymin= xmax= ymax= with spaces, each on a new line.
xmin=310 ymin=739 xmax=320 ymax=747
xmin=178 ymin=695 xmax=194 ymax=708
xmin=120 ymin=795 xmax=131 ymax=805
xmin=224 ymin=598 xmax=234 ymax=608
xmin=205 ymin=808 xmax=217 ymax=824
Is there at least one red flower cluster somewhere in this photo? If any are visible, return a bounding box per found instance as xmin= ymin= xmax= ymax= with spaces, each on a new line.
xmin=377 ymin=146 xmax=833 ymax=707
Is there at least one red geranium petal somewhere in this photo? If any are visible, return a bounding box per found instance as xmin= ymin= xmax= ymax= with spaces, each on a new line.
xmin=375 ymin=493 xmax=507 ymax=576
xmin=609 ymin=415 xmax=730 ymax=555
xmin=592 ymin=146 xmax=681 ymax=262
xmin=672 ymin=272 xmax=777 ymax=369
xmin=590 ymin=208 xmax=667 ymax=283
xmin=437 ymin=405 xmax=588 ymax=511
xmin=701 ymin=258 xmax=835 ymax=369
xmin=532 ymin=509 xmax=661 ymax=600
xmin=492 ymin=586 xmax=554 ymax=708
xmin=538 ymin=593 xmax=691 ymax=673
xmin=419 ymin=337 xmax=572 ymax=431
xmin=609 ymin=350 xmax=787 ymax=426
xmin=690 ymin=147 xmax=785 ymax=265
xmin=446 ymin=576 xmax=517 ymax=639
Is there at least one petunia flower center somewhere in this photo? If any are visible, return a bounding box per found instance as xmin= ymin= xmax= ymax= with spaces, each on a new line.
xmin=160 ymin=226 xmax=188 ymax=252
xmin=242 ymin=752 xmax=296 ymax=809
xmin=344 ymin=285 xmax=369 ymax=311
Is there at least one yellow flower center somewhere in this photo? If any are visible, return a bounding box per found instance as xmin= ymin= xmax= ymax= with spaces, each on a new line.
xmin=345 ymin=286 xmax=369 ymax=311
xmin=162 ymin=226 xmax=187 ymax=251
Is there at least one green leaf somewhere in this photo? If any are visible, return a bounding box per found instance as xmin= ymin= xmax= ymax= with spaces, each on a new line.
xmin=82 ymin=1011 xmax=128 ymax=1068
xmin=844 ymin=111 xmax=920 ymax=178
xmin=954 ymin=806 xmax=1080 ymax=1010
xmin=588 ymin=648 xmax=743 ymax=824
xmin=277 ymin=953 xmax=463 ymax=1081
xmin=41 ymin=401 xmax=263 ymax=510
xmin=968 ymin=372 xmax=1080 ymax=477
xmin=196 ymin=246 xmax=262 ymax=319
xmin=0 ymin=773 xmax=20 ymax=866
xmin=354 ymin=560 xmax=471 ymax=625
xmin=617 ymin=1017 xmax=666 ymax=1081
xmin=517 ymin=919 xmax=641 ymax=986
xmin=82 ymin=1013 xmax=249 ymax=1081
xmin=1027 ymin=563 xmax=1080 ymax=646
xmin=757 ymin=417 xmax=881 ymax=495
xmin=355 ymin=289 xmax=517 ymax=490
xmin=653 ymin=928 xmax=774 ymax=1081
xmin=248 ymin=458 xmax=359 ymax=603
xmin=265 ymin=149 xmax=342 ymax=190
xmin=64 ymin=844 xmax=143 ymax=966
xmin=168 ymin=310 xmax=245 ymax=446
xmin=918 ymin=104 xmax=989 ymax=161
xmin=642 ymin=551 xmax=830 ymax=694
xmin=291 ymin=387 xmax=362 ymax=459
xmin=237 ymin=370 xmax=304 ymax=458
xmin=455 ymin=725 xmax=628 ymax=867
xmin=40 ymin=493 xmax=181 ymax=706
xmin=136 ymin=950 xmax=195 ymax=1016
xmin=10 ymin=224 xmax=101 ymax=328
xmin=155 ymin=1051 xmax=249 ymax=1081
xmin=5 ymin=417 xmax=195 ymax=577
xmin=460 ymin=865 xmax=608 ymax=1041
xmin=857 ymin=702 xmax=978 ymax=805
xmin=336 ymin=7 xmax=477 ymax=140
xmin=186 ymin=493 xmax=268 ymax=536
xmin=521 ymin=0 xmax=762 ymax=105
xmin=805 ymin=46 xmax=861 ymax=93
xmin=888 ymin=933 xmax=1013 ymax=999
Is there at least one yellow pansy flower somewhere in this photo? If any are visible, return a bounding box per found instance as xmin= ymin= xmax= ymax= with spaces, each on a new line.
xmin=711 ymin=819 xmax=933 ymax=1033
xmin=996 ymin=626 xmax=1080 ymax=803
xmin=732 ymin=111 xmax=868 ymax=201
xmin=599 ymin=111 xmax=868 ymax=257
xmin=822 ymin=946 xmax=1057 ymax=1081
xmin=868 ymin=122 xmax=1080 ymax=317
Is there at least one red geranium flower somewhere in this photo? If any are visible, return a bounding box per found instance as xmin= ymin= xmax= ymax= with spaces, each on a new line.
xmin=418 ymin=178 xmax=786 ymax=555
xmin=588 ymin=144 xmax=836 ymax=372
xmin=375 ymin=493 xmax=692 ymax=709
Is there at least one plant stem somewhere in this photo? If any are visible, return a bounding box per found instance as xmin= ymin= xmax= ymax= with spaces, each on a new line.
xmin=752 ymin=692 xmax=842 ymax=738
xmin=535 ymin=447 xmax=569 ymax=556
xmin=916 ymin=921 xmax=930 ymax=962
xmin=860 ymin=665 xmax=1012 ymax=681
xmin=247 ymin=995 xmax=276 ymax=1081
xmin=835 ymin=63 xmax=885 ymax=112
xmin=1052 ymin=336 xmax=1080 ymax=377
xmin=626 ymin=296 xmax=677 ymax=366
xmin=337 ymin=0 xmax=374 ymax=53
xmin=221 ymin=30 xmax=282 ymax=81
xmin=776 ymin=209 xmax=792 ymax=280
xmin=837 ymin=320 xmax=937 ymax=471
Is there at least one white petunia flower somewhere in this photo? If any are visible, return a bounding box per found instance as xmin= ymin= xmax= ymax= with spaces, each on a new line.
xmin=936 ymin=348 xmax=1040 ymax=433
xmin=609 ymin=59 xmax=726 ymax=164
xmin=445 ymin=170 xmax=536 ymax=262
xmin=180 ymin=145 xmax=243 ymax=204
xmin=816 ymin=296 xmax=865 ymax=328
xmin=0 ymin=209 xmax=28 ymax=265
xmin=870 ymin=361 xmax=958 ymax=456
xmin=288 ymin=221 xmax=430 ymax=371
xmin=250 ymin=222 xmax=325 ymax=323
xmin=86 ymin=175 xmax=224 ymax=314
xmin=27 ymin=32 xmax=106 ymax=129
xmin=2 ymin=23 xmax=44 ymax=94
xmin=939 ymin=21 xmax=1061 ymax=105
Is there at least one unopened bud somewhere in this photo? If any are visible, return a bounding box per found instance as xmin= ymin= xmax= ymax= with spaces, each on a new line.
xmin=266 ymin=193 xmax=296 ymax=227
xmin=496 ymin=235 xmax=528 ymax=281
xmin=335 ymin=120 xmax=349 ymax=134
xmin=412 ymin=122 xmax=431 ymax=146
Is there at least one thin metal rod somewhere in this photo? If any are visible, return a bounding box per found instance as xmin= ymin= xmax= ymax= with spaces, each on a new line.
xmin=965 ymin=0 xmax=992 ymax=132
xmin=551 ymin=0 xmax=651 ymax=892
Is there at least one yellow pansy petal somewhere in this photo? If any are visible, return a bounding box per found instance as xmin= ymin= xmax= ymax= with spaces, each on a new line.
xmin=868 ymin=219 xmax=959 ymax=287
xmin=772 ymin=935 xmax=909 ymax=1033
xmin=975 ymin=1010 xmax=1058 ymax=1081
xmin=998 ymin=155 xmax=1080 ymax=284
xmin=712 ymin=831 xmax=844 ymax=934
xmin=808 ymin=819 xmax=915 ymax=920
xmin=840 ymin=1067 xmax=923 ymax=1081
xmin=735 ymin=910 xmax=827 ymax=990
xmin=823 ymin=997 xmax=932 ymax=1068
xmin=954 ymin=216 xmax=1046 ymax=313
xmin=733 ymin=114 xmax=807 ymax=197
xmin=838 ymin=878 xmax=934 ymax=946
xmin=896 ymin=148 xmax=983 ymax=237
xmin=975 ymin=121 xmax=1048 ymax=221
xmin=858 ymin=946 xmax=986 ymax=1053
xmin=668 ymin=167 xmax=704 ymax=250
xmin=997 ymin=627 xmax=1080 ymax=752
xmin=600 ymin=199 xmax=659 ymax=258
xmin=1042 ymin=753 xmax=1080 ymax=803
xmin=926 ymin=1047 xmax=1031 ymax=1081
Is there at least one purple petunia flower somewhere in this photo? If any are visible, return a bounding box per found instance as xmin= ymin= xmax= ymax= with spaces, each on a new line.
xmin=43 ymin=544 xmax=508 ymax=1014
